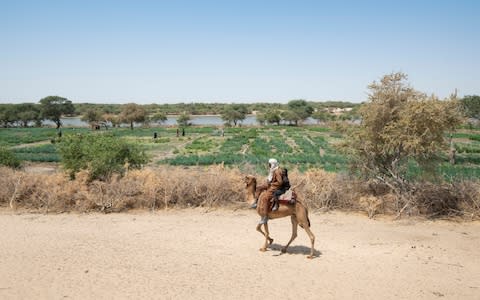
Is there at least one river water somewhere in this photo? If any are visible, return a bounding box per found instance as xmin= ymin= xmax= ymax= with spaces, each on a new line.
xmin=43 ymin=115 xmax=317 ymax=127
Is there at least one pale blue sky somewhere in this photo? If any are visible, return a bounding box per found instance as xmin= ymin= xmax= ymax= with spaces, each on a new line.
xmin=1 ymin=0 xmax=479 ymax=104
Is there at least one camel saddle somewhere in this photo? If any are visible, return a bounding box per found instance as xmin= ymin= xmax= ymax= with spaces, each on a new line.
xmin=278 ymin=189 xmax=296 ymax=205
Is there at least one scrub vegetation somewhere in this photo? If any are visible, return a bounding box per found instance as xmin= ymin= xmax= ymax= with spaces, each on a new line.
xmin=1 ymin=72 xmax=480 ymax=219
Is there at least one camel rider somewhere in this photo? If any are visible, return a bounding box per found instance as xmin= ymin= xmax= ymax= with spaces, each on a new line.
xmin=254 ymin=158 xmax=287 ymax=224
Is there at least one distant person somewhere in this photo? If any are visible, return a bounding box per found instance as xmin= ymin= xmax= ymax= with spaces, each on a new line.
xmin=182 ymin=128 xmax=185 ymax=136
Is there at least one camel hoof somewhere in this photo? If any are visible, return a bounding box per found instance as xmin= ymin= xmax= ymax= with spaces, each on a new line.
xmin=268 ymin=238 xmax=274 ymax=245
xmin=281 ymin=248 xmax=287 ymax=254
xmin=306 ymin=255 xmax=313 ymax=259
xmin=259 ymin=248 xmax=267 ymax=252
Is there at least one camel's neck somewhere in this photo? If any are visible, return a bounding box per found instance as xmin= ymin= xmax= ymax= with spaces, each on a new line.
xmin=245 ymin=180 xmax=257 ymax=203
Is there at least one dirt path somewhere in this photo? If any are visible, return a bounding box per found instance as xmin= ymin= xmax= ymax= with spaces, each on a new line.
xmin=0 ymin=210 xmax=479 ymax=299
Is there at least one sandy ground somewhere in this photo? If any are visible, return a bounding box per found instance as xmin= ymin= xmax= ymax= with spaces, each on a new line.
xmin=0 ymin=209 xmax=479 ymax=300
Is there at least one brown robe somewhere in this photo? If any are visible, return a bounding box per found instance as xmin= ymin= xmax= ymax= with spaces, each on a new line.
xmin=258 ymin=167 xmax=284 ymax=216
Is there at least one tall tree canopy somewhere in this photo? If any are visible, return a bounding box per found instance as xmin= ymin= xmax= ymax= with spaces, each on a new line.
xmin=347 ymin=72 xmax=463 ymax=191
xmin=39 ymin=96 xmax=75 ymax=128
xmin=16 ymin=103 xmax=41 ymax=127
xmin=460 ymin=95 xmax=480 ymax=119
xmin=150 ymin=112 xmax=168 ymax=125
xmin=176 ymin=112 xmax=191 ymax=127
xmin=221 ymin=104 xmax=248 ymax=126
xmin=287 ymin=99 xmax=314 ymax=125
xmin=120 ymin=103 xmax=147 ymax=130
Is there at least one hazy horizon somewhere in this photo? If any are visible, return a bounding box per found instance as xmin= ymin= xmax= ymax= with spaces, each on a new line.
xmin=2 ymin=1 xmax=479 ymax=105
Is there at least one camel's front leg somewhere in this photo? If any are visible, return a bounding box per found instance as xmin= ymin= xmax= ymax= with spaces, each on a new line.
xmin=256 ymin=223 xmax=273 ymax=252
xmin=282 ymin=216 xmax=298 ymax=254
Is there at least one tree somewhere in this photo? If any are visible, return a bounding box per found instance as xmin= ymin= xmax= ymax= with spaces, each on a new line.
xmin=347 ymin=72 xmax=463 ymax=191
xmin=264 ymin=109 xmax=282 ymax=125
xmin=81 ymin=108 xmax=103 ymax=128
xmin=177 ymin=112 xmax=191 ymax=127
xmin=150 ymin=112 xmax=168 ymax=125
xmin=39 ymin=96 xmax=75 ymax=128
xmin=103 ymin=113 xmax=121 ymax=128
xmin=120 ymin=103 xmax=147 ymax=130
xmin=311 ymin=110 xmax=332 ymax=124
xmin=221 ymin=104 xmax=248 ymax=126
xmin=286 ymin=99 xmax=314 ymax=125
xmin=255 ymin=113 xmax=266 ymax=125
xmin=460 ymin=95 xmax=480 ymax=119
xmin=16 ymin=103 xmax=41 ymax=127
xmin=281 ymin=110 xmax=301 ymax=125
xmin=0 ymin=104 xmax=17 ymax=127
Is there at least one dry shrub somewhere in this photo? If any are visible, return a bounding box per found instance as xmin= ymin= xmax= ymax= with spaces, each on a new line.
xmin=292 ymin=169 xmax=376 ymax=213
xmin=0 ymin=167 xmax=17 ymax=208
xmin=411 ymin=181 xmax=480 ymax=219
xmin=358 ymin=196 xmax=384 ymax=219
xmin=0 ymin=168 xmax=69 ymax=212
xmin=455 ymin=181 xmax=480 ymax=220
xmin=0 ymin=166 xmax=479 ymax=219
xmin=293 ymin=169 xmax=339 ymax=209
xmin=87 ymin=165 xmax=246 ymax=211
xmin=0 ymin=165 xmax=245 ymax=213
xmin=153 ymin=165 xmax=244 ymax=209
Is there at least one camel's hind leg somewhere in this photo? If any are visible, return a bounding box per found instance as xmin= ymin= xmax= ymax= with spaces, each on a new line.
xmin=256 ymin=223 xmax=273 ymax=252
xmin=301 ymin=221 xmax=315 ymax=259
xmin=296 ymin=204 xmax=316 ymax=258
xmin=281 ymin=215 xmax=298 ymax=254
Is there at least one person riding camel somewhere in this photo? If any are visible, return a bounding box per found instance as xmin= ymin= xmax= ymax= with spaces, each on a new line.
xmin=251 ymin=158 xmax=288 ymax=224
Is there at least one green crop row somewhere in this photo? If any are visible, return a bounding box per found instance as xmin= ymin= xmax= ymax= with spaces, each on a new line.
xmin=184 ymin=137 xmax=218 ymax=153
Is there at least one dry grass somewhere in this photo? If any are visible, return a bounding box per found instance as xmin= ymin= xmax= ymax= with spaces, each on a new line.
xmin=0 ymin=166 xmax=245 ymax=213
xmin=0 ymin=166 xmax=479 ymax=219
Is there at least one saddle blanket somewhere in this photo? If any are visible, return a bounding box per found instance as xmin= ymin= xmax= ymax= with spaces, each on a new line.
xmin=278 ymin=189 xmax=296 ymax=205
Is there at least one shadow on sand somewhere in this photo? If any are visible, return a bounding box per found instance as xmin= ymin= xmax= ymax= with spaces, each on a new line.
xmin=269 ymin=243 xmax=322 ymax=258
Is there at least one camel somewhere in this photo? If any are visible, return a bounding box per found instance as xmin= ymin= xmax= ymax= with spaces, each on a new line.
xmin=244 ymin=175 xmax=316 ymax=259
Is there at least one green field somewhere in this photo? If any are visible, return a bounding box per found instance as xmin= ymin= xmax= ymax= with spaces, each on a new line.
xmin=2 ymin=125 xmax=480 ymax=179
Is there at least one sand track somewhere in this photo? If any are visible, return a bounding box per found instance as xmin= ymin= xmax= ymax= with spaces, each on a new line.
xmin=1 ymin=210 xmax=479 ymax=299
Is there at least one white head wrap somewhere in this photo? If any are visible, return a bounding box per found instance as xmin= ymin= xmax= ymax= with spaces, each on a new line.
xmin=267 ymin=158 xmax=279 ymax=182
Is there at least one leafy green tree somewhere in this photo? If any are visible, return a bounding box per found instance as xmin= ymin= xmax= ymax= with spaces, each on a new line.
xmin=460 ymin=95 xmax=480 ymax=119
xmin=177 ymin=112 xmax=191 ymax=127
xmin=120 ymin=103 xmax=147 ymax=130
xmin=311 ymin=110 xmax=332 ymax=124
xmin=56 ymin=133 xmax=149 ymax=181
xmin=39 ymin=96 xmax=75 ymax=128
xmin=221 ymin=104 xmax=248 ymax=126
xmin=286 ymin=99 xmax=314 ymax=125
xmin=16 ymin=103 xmax=41 ymax=127
xmin=265 ymin=109 xmax=282 ymax=125
xmin=0 ymin=104 xmax=17 ymax=127
xmin=281 ymin=110 xmax=301 ymax=125
xmin=150 ymin=112 xmax=168 ymax=125
xmin=347 ymin=72 xmax=463 ymax=191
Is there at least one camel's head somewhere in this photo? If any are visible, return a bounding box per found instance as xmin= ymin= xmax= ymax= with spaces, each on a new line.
xmin=244 ymin=175 xmax=257 ymax=188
